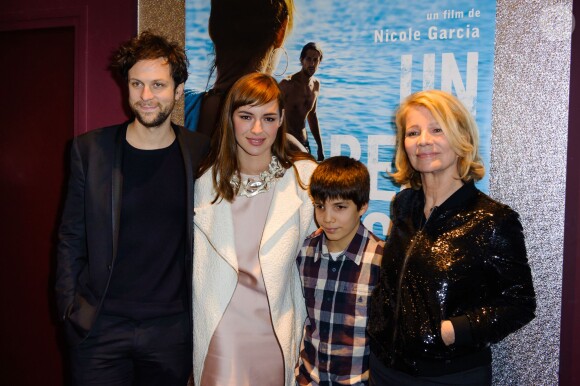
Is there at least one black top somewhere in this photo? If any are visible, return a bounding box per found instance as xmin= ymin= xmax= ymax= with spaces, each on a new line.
xmin=368 ymin=182 xmax=536 ymax=376
xmin=103 ymin=138 xmax=187 ymax=319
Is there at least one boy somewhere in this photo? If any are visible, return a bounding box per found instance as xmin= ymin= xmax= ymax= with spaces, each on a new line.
xmin=296 ymin=156 xmax=384 ymax=385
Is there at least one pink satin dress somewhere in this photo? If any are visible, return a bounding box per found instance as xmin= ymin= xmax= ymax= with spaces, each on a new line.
xmin=201 ymin=184 xmax=284 ymax=386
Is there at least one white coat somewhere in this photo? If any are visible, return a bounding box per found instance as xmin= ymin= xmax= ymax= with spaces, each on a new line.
xmin=192 ymin=160 xmax=317 ymax=386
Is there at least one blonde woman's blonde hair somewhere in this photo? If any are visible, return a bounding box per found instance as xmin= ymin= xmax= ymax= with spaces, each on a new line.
xmin=391 ymin=90 xmax=485 ymax=189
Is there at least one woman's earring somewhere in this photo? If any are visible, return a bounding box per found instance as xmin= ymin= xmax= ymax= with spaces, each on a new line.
xmin=270 ymin=47 xmax=289 ymax=77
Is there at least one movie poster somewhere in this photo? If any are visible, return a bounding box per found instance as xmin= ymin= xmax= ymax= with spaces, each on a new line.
xmin=185 ymin=0 xmax=497 ymax=238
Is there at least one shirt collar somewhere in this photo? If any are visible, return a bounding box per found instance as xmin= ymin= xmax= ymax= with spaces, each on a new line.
xmin=415 ymin=180 xmax=478 ymax=211
xmin=314 ymin=223 xmax=367 ymax=265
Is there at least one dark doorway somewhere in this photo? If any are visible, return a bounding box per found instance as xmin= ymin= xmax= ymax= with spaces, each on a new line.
xmin=0 ymin=26 xmax=75 ymax=385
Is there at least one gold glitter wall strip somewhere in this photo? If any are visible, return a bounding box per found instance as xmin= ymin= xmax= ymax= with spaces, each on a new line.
xmin=138 ymin=0 xmax=185 ymax=125
xmin=137 ymin=0 xmax=573 ymax=384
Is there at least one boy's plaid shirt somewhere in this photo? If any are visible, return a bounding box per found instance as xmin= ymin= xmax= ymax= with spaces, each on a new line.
xmin=296 ymin=223 xmax=384 ymax=385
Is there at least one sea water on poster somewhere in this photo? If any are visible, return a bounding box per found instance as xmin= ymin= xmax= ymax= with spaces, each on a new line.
xmin=185 ymin=0 xmax=497 ymax=238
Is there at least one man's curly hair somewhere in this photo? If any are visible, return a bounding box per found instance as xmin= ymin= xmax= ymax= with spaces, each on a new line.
xmin=110 ymin=31 xmax=189 ymax=86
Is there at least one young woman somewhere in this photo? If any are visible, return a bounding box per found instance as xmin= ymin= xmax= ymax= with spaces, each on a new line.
xmin=191 ymin=72 xmax=317 ymax=386
xmin=368 ymin=90 xmax=536 ymax=385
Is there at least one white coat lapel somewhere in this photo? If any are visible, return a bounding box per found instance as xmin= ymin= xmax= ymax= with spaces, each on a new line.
xmin=193 ymin=172 xmax=238 ymax=271
xmin=261 ymin=169 xmax=303 ymax=249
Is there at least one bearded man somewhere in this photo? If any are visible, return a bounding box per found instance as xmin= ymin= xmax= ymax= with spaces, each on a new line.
xmin=55 ymin=31 xmax=209 ymax=385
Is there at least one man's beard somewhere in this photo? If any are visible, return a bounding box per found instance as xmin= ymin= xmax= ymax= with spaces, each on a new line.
xmin=131 ymin=101 xmax=174 ymax=128
xmin=303 ymin=67 xmax=316 ymax=77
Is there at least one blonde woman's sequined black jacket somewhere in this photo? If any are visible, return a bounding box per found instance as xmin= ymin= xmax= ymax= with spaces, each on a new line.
xmin=368 ymin=181 xmax=536 ymax=376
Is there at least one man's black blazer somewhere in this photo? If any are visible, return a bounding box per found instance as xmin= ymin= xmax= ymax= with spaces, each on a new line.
xmin=55 ymin=121 xmax=210 ymax=345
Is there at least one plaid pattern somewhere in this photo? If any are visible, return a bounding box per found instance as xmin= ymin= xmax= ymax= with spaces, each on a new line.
xmin=296 ymin=223 xmax=384 ymax=386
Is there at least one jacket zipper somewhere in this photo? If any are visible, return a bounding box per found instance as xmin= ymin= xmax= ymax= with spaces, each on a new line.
xmin=389 ymin=206 xmax=437 ymax=366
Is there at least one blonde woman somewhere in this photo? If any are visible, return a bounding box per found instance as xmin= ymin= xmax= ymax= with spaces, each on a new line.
xmin=368 ymin=90 xmax=536 ymax=385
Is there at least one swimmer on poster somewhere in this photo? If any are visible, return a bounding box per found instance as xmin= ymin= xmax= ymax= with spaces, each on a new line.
xmin=279 ymin=42 xmax=325 ymax=161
